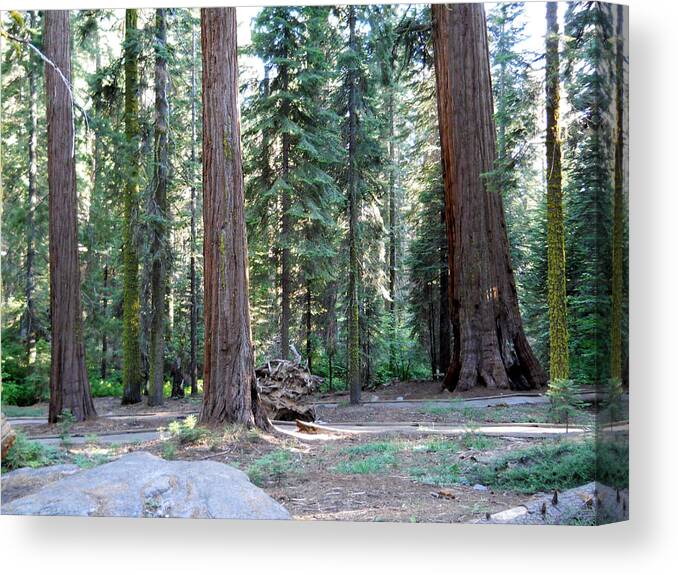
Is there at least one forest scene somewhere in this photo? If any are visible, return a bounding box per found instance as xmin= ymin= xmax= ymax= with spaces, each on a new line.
xmin=1 ymin=2 xmax=628 ymax=525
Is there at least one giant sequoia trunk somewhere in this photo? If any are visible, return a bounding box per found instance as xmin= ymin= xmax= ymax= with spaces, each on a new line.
xmin=199 ymin=8 xmax=270 ymax=429
xmin=44 ymin=10 xmax=97 ymax=423
xmin=432 ymin=4 xmax=546 ymax=392
xmin=610 ymin=4 xmax=625 ymax=382
xmin=438 ymin=203 xmax=450 ymax=376
xmin=147 ymin=9 xmax=169 ymax=407
xmin=121 ymin=9 xmax=143 ymax=405
xmin=545 ymin=2 xmax=569 ymax=381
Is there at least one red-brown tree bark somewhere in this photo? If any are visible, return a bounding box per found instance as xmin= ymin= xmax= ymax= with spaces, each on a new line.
xmin=44 ymin=10 xmax=97 ymax=423
xmin=432 ymin=3 xmax=546 ymax=392
xmin=199 ymin=7 xmax=270 ymax=428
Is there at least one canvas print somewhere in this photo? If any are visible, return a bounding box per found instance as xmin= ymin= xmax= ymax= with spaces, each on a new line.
xmin=0 ymin=2 xmax=628 ymax=525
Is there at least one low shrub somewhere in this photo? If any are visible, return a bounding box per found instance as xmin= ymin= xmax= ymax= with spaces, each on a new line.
xmin=247 ymin=449 xmax=295 ymax=485
xmin=1 ymin=381 xmax=41 ymax=407
xmin=2 ymin=431 xmax=63 ymax=470
xmin=90 ymin=378 xmax=124 ymax=398
xmin=470 ymin=439 xmax=597 ymax=494
xmin=166 ymin=415 xmax=207 ymax=445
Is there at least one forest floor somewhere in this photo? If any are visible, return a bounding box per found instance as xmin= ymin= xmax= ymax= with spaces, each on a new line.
xmin=12 ymin=423 xmax=600 ymax=523
xmin=2 ymin=382 xmax=627 ymax=523
xmin=314 ymin=378 xmax=577 ymax=401
xmin=6 ymin=392 xmax=604 ymax=438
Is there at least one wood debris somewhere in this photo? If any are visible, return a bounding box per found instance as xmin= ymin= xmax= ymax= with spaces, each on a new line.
xmin=1 ymin=414 xmax=16 ymax=459
xmin=256 ymin=358 xmax=323 ymax=421
xmin=431 ymin=489 xmax=457 ymax=500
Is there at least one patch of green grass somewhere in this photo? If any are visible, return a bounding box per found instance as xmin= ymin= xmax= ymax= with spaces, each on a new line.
xmin=2 ymin=431 xmax=64 ymax=471
xmin=462 ymin=433 xmax=498 ymax=451
xmin=1 ymin=404 xmax=46 ymax=418
xmin=70 ymin=451 xmax=112 ymax=469
xmin=335 ymin=453 xmax=396 ymax=475
xmin=423 ymin=403 xmax=455 ymax=416
xmin=420 ymin=437 xmax=460 ymax=452
xmin=247 ymin=449 xmax=296 ymax=486
xmin=469 ymin=439 xmax=606 ymax=494
xmin=408 ymin=462 xmax=462 ymax=486
xmin=342 ymin=440 xmax=404 ymax=456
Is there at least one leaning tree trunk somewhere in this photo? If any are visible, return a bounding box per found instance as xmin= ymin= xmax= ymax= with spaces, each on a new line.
xmin=121 ymin=8 xmax=143 ymax=405
xmin=199 ymin=7 xmax=270 ymax=429
xmin=545 ymin=1 xmax=569 ymax=382
xmin=432 ymin=3 xmax=546 ymax=392
xmin=44 ymin=10 xmax=97 ymax=423
xmin=147 ymin=8 xmax=169 ymax=407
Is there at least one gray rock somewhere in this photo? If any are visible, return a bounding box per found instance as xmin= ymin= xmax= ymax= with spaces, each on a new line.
xmin=2 ymin=464 xmax=81 ymax=505
xmin=475 ymin=482 xmax=628 ymax=525
xmin=472 ymin=483 xmax=488 ymax=491
xmin=2 ymin=452 xmax=290 ymax=520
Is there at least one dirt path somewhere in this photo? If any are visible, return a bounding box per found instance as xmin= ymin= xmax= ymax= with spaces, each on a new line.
xmin=26 ymin=419 xmax=615 ymax=447
xmin=7 ymin=390 xmax=612 ymax=427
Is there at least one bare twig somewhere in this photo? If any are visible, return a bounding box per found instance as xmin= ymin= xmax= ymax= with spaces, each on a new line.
xmin=1 ymin=29 xmax=90 ymax=156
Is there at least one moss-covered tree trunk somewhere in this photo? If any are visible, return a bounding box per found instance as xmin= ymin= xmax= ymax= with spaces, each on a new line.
xmin=121 ymin=8 xmax=143 ymax=405
xmin=199 ymin=7 xmax=270 ymax=429
xmin=148 ymin=8 xmax=169 ymax=407
xmin=545 ymin=2 xmax=569 ymax=381
xmin=432 ymin=3 xmax=546 ymax=392
xmin=346 ymin=5 xmax=361 ymax=404
xmin=610 ymin=4 xmax=626 ymax=382
xmin=44 ymin=10 xmax=97 ymax=423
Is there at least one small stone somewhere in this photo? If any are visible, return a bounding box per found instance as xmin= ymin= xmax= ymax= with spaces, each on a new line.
xmin=472 ymin=484 xmax=488 ymax=492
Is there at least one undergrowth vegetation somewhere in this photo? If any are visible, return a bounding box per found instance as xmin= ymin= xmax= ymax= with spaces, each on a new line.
xmin=2 ymin=431 xmax=63 ymax=470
